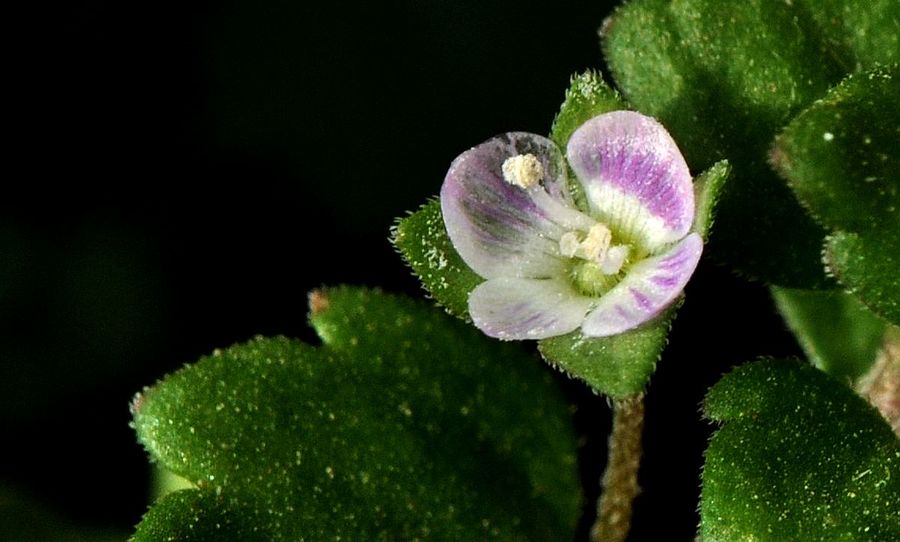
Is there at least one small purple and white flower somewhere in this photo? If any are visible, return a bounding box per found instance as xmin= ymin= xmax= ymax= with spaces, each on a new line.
xmin=441 ymin=111 xmax=702 ymax=340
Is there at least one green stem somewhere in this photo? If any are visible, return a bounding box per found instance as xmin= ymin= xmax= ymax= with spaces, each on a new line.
xmin=590 ymin=394 xmax=645 ymax=542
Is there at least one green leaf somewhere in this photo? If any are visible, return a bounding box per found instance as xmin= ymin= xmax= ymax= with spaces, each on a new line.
xmin=771 ymin=66 xmax=900 ymax=324
xmin=827 ymin=232 xmax=900 ymax=325
xmin=538 ymin=303 xmax=678 ymax=398
xmin=549 ymin=70 xmax=629 ymax=149
xmin=132 ymin=287 xmax=580 ymax=540
xmin=797 ymin=0 xmax=900 ymax=69
xmin=692 ymin=160 xmax=731 ymax=242
xmin=133 ymin=491 xmax=267 ymax=542
xmin=773 ymin=65 xmax=900 ymax=234
xmin=771 ymin=287 xmax=887 ymax=381
xmin=701 ymin=359 xmax=900 ymax=541
xmin=392 ymin=200 xmax=482 ymax=320
xmin=603 ymin=0 xmax=848 ymax=287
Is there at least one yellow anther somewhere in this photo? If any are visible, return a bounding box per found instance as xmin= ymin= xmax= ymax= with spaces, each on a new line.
xmin=501 ymin=154 xmax=543 ymax=189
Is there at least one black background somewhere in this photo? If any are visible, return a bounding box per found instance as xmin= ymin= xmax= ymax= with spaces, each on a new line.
xmin=2 ymin=1 xmax=800 ymax=539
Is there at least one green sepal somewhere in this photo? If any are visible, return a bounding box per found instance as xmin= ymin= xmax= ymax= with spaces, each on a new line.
xmin=132 ymin=286 xmax=580 ymax=540
xmin=549 ymin=70 xmax=629 ymax=149
xmin=771 ymin=287 xmax=887 ymax=381
xmin=391 ymin=199 xmax=482 ymax=320
xmin=538 ymin=303 xmax=678 ymax=399
xmin=603 ymin=0 xmax=846 ymax=287
xmin=826 ymin=232 xmax=900 ymax=325
xmin=701 ymin=359 xmax=900 ymax=541
xmin=692 ymin=160 xmax=731 ymax=242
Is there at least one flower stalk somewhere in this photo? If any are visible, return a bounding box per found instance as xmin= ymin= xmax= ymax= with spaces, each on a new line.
xmin=591 ymin=394 xmax=645 ymax=542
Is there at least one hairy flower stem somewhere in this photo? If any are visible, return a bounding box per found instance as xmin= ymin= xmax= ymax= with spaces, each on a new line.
xmin=591 ymin=394 xmax=645 ymax=542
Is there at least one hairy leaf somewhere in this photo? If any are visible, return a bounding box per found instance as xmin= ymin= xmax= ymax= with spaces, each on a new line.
xmin=701 ymin=359 xmax=900 ymax=541
xmin=603 ymin=0 xmax=854 ymax=287
xmin=132 ymin=287 xmax=579 ymax=540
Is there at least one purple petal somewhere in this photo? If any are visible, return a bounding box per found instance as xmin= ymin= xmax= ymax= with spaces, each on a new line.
xmin=469 ymin=277 xmax=593 ymax=340
xmin=581 ymin=233 xmax=703 ymax=337
xmin=441 ymin=132 xmax=591 ymax=280
xmin=566 ymin=111 xmax=694 ymax=252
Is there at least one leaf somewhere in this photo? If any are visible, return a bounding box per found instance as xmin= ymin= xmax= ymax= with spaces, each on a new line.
xmin=391 ymin=199 xmax=482 ymax=320
xmin=797 ymin=0 xmax=900 ymax=70
xmin=549 ymin=70 xmax=629 ymax=149
xmin=701 ymin=359 xmax=900 ymax=542
xmin=771 ymin=287 xmax=887 ymax=381
xmin=538 ymin=304 xmax=678 ymax=399
xmin=132 ymin=287 xmax=580 ymax=540
xmin=133 ymin=491 xmax=267 ymax=542
xmin=603 ymin=0 xmax=849 ymax=287
xmin=772 ymin=66 xmax=900 ymax=324
xmin=827 ymin=232 xmax=900 ymax=325
xmin=773 ymin=65 xmax=900 ymax=235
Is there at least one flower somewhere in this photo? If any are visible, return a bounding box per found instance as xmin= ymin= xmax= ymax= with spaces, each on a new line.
xmin=440 ymin=111 xmax=702 ymax=340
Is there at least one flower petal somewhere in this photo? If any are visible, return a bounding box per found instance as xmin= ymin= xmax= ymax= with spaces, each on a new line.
xmin=566 ymin=111 xmax=694 ymax=252
xmin=581 ymin=233 xmax=703 ymax=337
xmin=441 ymin=132 xmax=591 ymax=279
xmin=469 ymin=277 xmax=593 ymax=340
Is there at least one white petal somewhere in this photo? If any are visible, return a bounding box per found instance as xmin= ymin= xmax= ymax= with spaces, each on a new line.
xmin=581 ymin=234 xmax=703 ymax=337
xmin=469 ymin=277 xmax=593 ymax=340
xmin=441 ymin=132 xmax=590 ymax=279
xmin=567 ymin=111 xmax=694 ymax=252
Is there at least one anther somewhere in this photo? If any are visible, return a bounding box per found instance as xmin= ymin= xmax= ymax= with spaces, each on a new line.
xmin=501 ymin=154 xmax=543 ymax=189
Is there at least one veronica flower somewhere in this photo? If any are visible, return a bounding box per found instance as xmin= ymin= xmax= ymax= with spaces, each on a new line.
xmin=440 ymin=111 xmax=702 ymax=340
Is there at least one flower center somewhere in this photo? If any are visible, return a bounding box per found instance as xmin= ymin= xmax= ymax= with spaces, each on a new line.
xmin=559 ymin=223 xmax=631 ymax=296
xmin=499 ymin=153 xmax=632 ymax=297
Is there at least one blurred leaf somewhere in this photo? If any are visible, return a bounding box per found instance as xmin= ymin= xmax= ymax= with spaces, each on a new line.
xmin=132 ymin=287 xmax=579 ymax=540
xmin=538 ymin=303 xmax=678 ymax=399
xmin=0 ymin=486 xmax=125 ymax=542
xmin=549 ymin=70 xmax=629 ymax=149
xmin=603 ymin=0 xmax=848 ymax=287
xmin=773 ymin=65 xmax=899 ymax=234
xmin=772 ymin=65 xmax=900 ymax=324
xmin=391 ymin=200 xmax=482 ymax=320
xmin=798 ymin=0 xmax=900 ymax=69
xmin=701 ymin=359 xmax=900 ymax=541
xmin=772 ymin=287 xmax=887 ymax=381
xmin=826 ymin=232 xmax=900 ymax=325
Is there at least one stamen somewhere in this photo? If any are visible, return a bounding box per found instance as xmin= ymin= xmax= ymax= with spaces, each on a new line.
xmin=581 ymin=223 xmax=612 ymax=261
xmin=559 ymin=223 xmax=613 ymax=261
xmin=559 ymin=232 xmax=580 ymax=258
xmin=601 ymin=245 xmax=629 ymax=275
xmin=501 ymin=154 xmax=543 ymax=189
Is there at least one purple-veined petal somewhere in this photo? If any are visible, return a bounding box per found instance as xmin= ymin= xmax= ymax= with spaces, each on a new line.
xmin=441 ymin=132 xmax=593 ymax=279
xmin=581 ymin=233 xmax=703 ymax=337
xmin=469 ymin=277 xmax=593 ymax=340
xmin=566 ymin=111 xmax=694 ymax=252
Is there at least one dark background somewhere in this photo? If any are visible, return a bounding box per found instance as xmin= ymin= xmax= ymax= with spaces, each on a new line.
xmin=2 ymin=1 xmax=800 ymax=539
